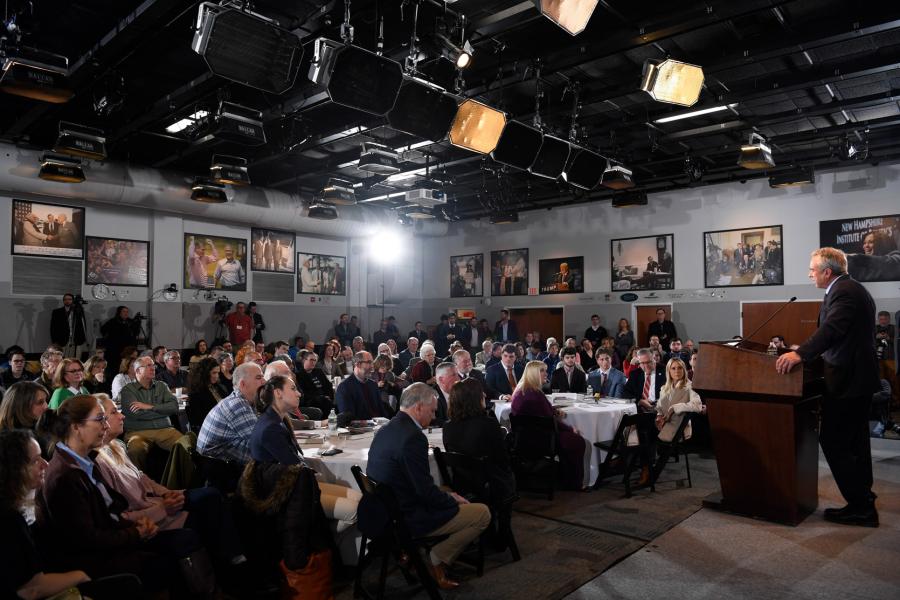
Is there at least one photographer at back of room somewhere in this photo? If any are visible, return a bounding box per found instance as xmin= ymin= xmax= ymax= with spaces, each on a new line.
xmin=50 ymin=293 xmax=87 ymax=358
xmin=100 ymin=306 xmax=142 ymax=382
xmin=218 ymin=300 xmax=253 ymax=346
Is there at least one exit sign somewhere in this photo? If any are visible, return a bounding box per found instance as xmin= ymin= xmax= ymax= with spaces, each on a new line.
xmin=528 ymin=287 xmax=537 ymax=295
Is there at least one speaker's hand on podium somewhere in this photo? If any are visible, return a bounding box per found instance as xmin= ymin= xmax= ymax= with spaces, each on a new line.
xmin=775 ymin=351 xmax=802 ymax=374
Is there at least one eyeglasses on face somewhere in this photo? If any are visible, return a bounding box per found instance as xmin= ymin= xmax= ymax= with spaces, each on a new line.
xmin=82 ymin=414 xmax=108 ymax=424
xmin=65 ymin=369 xmax=84 ymax=375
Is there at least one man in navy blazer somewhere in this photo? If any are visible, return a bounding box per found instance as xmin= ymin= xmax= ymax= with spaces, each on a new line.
xmin=587 ymin=350 xmax=626 ymax=397
xmin=550 ymin=347 xmax=587 ymax=393
xmin=776 ymin=247 xmax=880 ymax=527
xmin=484 ymin=344 xmax=524 ymax=399
xmin=335 ymin=351 xmax=389 ymax=421
xmin=622 ymin=348 xmax=666 ymax=412
xmin=367 ymin=383 xmax=490 ymax=589
xmin=493 ymin=309 xmax=519 ymax=343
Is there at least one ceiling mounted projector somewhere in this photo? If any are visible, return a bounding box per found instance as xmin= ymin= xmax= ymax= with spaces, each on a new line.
xmin=404 ymin=188 xmax=446 ymax=208
xmin=53 ymin=122 xmax=107 ymax=160
xmin=357 ymin=143 xmax=401 ymax=175
xmin=0 ymin=46 xmax=72 ymax=103
xmin=308 ymin=202 xmax=339 ymax=220
xmin=738 ymin=133 xmax=775 ymax=169
xmin=321 ymin=178 xmax=356 ymax=205
xmin=191 ymin=177 xmax=228 ymax=203
xmin=39 ymin=154 xmax=84 ymax=183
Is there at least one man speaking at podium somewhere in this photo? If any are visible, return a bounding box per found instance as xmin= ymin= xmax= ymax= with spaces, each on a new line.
xmin=775 ymin=247 xmax=880 ymax=527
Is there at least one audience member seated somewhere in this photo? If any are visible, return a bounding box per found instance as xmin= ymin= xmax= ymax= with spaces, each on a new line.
xmin=35 ymin=395 xmax=195 ymax=594
xmin=474 ymin=339 xmax=493 ymax=368
xmin=550 ymin=348 xmax=587 ymax=394
xmin=249 ymin=374 xmax=361 ymax=532
xmin=82 ymin=355 xmax=110 ymax=395
xmin=189 ymin=339 xmax=209 ymax=369
xmin=399 ymin=336 xmax=421 ymax=370
xmin=511 ymin=361 xmax=587 ymax=490
xmin=95 ymin=395 xmax=246 ymax=573
xmin=216 ymin=352 xmax=235 ymax=396
xmin=335 ymin=351 xmax=389 ymax=422
xmin=443 ymin=378 xmax=517 ymax=506
xmin=367 ymin=383 xmax=491 ymax=590
xmin=485 ymin=342 xmax=503 ymax=368
xmin=263 ymin=360 xmax=322 ymax=421
xmin=119 ymin=356 xmax=186 ymax=471
xmin=0 ymin=381 xmax=51 ymax=455
xmin=111 ymin=355 xmax=137 ymax=401
xmin=623 ymin=348 xmax=666 ymax=412
xmin=411 ymin=343 xmax=438 ymax=384
xmin=453 ymin=349 xmax=486 ymax=394
xmin=48 ymin=358 xmax=89 ymax=410
xmin=432 ymin=362 xmax=459 ymax=426
xmin=587 ymin=350 xmax=626 ymax=397
xmin=371 ymin=354 xmax=402 ymax=414
xmin=599 ymin=336 xmax=622 ymax=370
xmin=33 ymin=349 xmax=62 ymax=392
xmin=317 ymin=341 xmax=344 ymax=378
xmin=655 ymin=358 xmax=703 ymax=444
xmin=1 ymin=349 xmax=35 ymax=390
xmin=187 ymin=357 xmax=224 ymax=433
xmin=622 ymin=345 xmax=639 ymax=378
xmin=543 ymin=341 xmax=561 ymax=372
xmin=663 ymin=338 xmax=691 ymax=365
xmin=197 ymin=363 xmax=266 ymax=464
xmin=296 ymin=351 xmax=336 ymax=416
xmin=579 ymin=339 xmax=598 ymax=372
xmin=485 ymin=344 xmax=525 ymax=400
xmin=155 ymin=351 xmax=188 ymax=391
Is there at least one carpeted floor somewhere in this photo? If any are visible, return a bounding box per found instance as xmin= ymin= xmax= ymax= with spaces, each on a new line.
xmin=564 ymin=438 xmax=900 ymax=600
xmin=338 ymin=450 xmax=721 ymax=599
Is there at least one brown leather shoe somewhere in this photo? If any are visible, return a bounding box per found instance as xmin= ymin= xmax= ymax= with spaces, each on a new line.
xmin=427 ymin=562 xmax=460 ymax=590
xmin=637 ymin=465 xmax=651 ymax=486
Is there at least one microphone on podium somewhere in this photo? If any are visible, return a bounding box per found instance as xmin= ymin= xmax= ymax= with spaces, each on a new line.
xmin=737 ymin=296 xmax=797 ymax=348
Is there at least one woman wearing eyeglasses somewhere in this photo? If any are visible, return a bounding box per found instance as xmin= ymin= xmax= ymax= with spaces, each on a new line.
xmin=48 ymin=358 xmax=90 ymax=410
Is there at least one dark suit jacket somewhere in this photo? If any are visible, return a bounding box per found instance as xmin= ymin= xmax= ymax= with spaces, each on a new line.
xmin=334 ymin=323 xmax=355 ymax=347
xmin=408 ymin=329 xmax=429 ymax=346
xmin=587 ymin=368 xmax=627 ymax=398
xmin=647 ymin=320 xmax=678 ymax=352
xmin=435 ymin=323 xmax=464 ymax=356
xmin=623 ymin=366 xmax=666 ymax=406
xmin=50 ymin=306 xmax=86 ymax=347
xmin=460 ymin=326 xmax=484 ymax=351
xmin=335 ymin=376 xmax=389 ymax=420
xmin=398 ymin=349 xmax=418 ymax=370
xmin=484 ymin=361 xmax=525 ymax=399
xmin=366 ymin=411 xmax=459 ymax=537
xmin=433 ymin=387 xmax=450 ymax=426
xmin=797 ymin=274 xmax=880 ymax=399
xmin=458 ymin=368 xmax=487 ymax=396
xmin=297 ymin=367 xmax=335 ymax=414
xmin=550 ymin=366 xmax=587 ymax=393
xmin=493 ymin=320 xmax=519 ymax=343
xmin=442 ymin=415 xmax=516 ymax=503
xmin=583 ymin=326 xmax=608 ymax=347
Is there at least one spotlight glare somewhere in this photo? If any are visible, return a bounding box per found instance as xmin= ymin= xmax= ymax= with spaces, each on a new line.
xmin=534 ymin=0 xmax=599 ymax=36
xmin=449 ymin=99 xmax=506 ymax=154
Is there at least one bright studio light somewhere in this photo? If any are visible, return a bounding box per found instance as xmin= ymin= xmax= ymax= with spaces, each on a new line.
xmin=368 ymin=228 xmax=407 ymax=265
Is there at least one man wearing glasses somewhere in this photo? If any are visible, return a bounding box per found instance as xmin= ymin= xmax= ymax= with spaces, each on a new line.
xmin=119 ymin=356 xmax=186 ymax=470
xmin=0 ymin=349 xmax=35 ymax=389
xmin=623 ymin=348 xmax=666 ymax=412
xmin=335 ymin=351 xmax=388 ymax=421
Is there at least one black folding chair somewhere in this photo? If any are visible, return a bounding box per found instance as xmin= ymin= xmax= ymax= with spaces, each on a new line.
xmin=507 ymin=413 xmax=558 ymax=500
xmin=652 ymin=413 xmax=693 ymax=488
xmin=351 ymin=465 xmax=447 ymax=600
xmin=189 ymin=449 xmax=242 ymax=495
xmin=433 ymin=447 xmax=520 ymax=564
xmin=592 ymin=411 xmax=657 ymax=497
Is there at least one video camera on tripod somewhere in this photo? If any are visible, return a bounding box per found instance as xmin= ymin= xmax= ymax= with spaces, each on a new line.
xmin=214 ymin=297 xmax=233 ymax=317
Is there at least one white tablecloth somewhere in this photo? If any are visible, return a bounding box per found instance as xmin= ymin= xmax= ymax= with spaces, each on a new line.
xmin=493 ymin=397 xmax=636 ymax=485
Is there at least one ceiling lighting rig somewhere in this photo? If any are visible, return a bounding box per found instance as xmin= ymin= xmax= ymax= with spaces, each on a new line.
xmin=533 ymin=0 xmax=599 ymax=36
xmin=210 ymin=155 xmax=250 ymax=185
xmin=641 ymin=58 xmax=705 ymax=107
xmin=737 ymin=132 xmax=775 ymax=169
xmin=0 ymin=14 xmax=72 ymax=103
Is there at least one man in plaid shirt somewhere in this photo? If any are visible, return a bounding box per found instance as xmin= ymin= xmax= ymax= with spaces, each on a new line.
xmin=197 ymin=362 xmax=266 ymax=463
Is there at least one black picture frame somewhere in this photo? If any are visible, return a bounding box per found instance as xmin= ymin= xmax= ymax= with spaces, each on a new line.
xmin=450 ymin=253 xmax=484 ymax=297
xmin=819 ymin=213 xmax=900 ymax=282
xmin=703 ymin=225 xmax=783 ymax=288
xmin=611 ymin=234 xmax=675 ymax=291
xmin=11 ymin=199 xmax=85 ymax=259
xmin=84 ymin=236 xmax=150 ymax=287
xmin=538 ymin=256 xmax=584 ymax=294
xmin=250 ymin=227 xmax=296 ymax=273
xmin=490 ymin=248 xmax=529 ymax=296
xmin=297 ymin=252 xmax=346 ymax=295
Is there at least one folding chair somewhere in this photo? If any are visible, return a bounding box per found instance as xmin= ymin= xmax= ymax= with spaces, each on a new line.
xmin=507 ymin=413 xmax=558 ymax=500
xmin=652 ymin=413 xmax=693 ymax=489
xmin=592 ymin=411 xmax=657 ymax=497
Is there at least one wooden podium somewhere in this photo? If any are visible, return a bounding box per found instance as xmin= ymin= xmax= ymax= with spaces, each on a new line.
xmin=692 ymin=341 xmax=822 ymax=525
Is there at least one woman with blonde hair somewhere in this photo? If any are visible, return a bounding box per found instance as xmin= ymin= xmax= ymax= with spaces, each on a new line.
xmin=82 ymin=355 xmax=110 ymax=395
xmin=48 ymin=358 xmax=89 ymax=409
xmin=510 ymin=360 xmax=587 ymax=490
xmin=655 ymin=358 xmax=703 ymax=443
xmin=111 ymin=355 xmax=138 ymax=400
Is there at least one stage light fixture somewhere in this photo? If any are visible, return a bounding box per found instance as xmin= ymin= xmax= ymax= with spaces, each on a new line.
xmin=449 ymin=99 xmax=507 ymax=154
xmin=490 ymin=211 xmax=519 ymax=224
xmin=210 ymin=155 xmax=250 ymax=186
xmin=533 ymin=0 xmax=599 ymax=36
xmin=769 ymin=167 xmax=814 ymax=188
xmin=491 ymin=120 xmax=543 ymax=170
xmin=684 ymin=156 xmax=705 ymax=182
xmin=321 ymin=178 xmax=357 ymax=205
xmin=434 ymin=33 xmax=474 ymax=69
xmin=205 ymin=101 xmax=266 ymax=146
xmin=307 ymin=202 xmax=339 ymax=220
xmin=357 ymin=143 xmax=401 ymax=175
xmin=0 ymin=46 xmax=72 ymax=103
xmin=38 ymin=154 xmax=85 ymax=183
xmin=192 ymin=2 xmax=302 ymax=95
xmin=396 ymin=212 xmax=414 ymax=227
xmin=53 ymin=122 xmax=106 ymax=161
xmin=530 ymin=134 xmax=571 ymax=179
xmin=737 ymin=133 xmax=775 ymax=169
xmin=190 ymin=177 xmax=228 ymax=203
xmin=309 ymin=37 xmax=404 ymax=116
xmin=600 ymin=163 xmax=635 ymax=190
xmin=611 ymin=191 xmax=648 ymax=208
xmin=640 ymin=59 xmax=704 ymax=107
xmin=566 ymin=148 xmax=605 ymax=189
xmin=400 ymin=205 xmax=437 ymax=220
xmin=387 ymin=77 xmax=459 ymax=142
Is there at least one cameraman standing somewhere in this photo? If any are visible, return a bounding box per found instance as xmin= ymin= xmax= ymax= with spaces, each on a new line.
xmin=222 ymin=301 xmax=253 ymax=346
xmin=50 ymin=293 xmax=87 ymax=358
xmin=100 ymin=305 xmax=141 ymax=381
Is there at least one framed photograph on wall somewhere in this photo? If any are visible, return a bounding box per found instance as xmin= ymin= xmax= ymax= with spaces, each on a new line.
xmin=85 ymin=237 xmax=150 ymax=287
xmin=184 ymin=233 xmax=248 ymax=291
xmin=11 ymin=199 xmax=85 ymax=259
xmin=703 ymin=225 xmax=783 ymax=287
xmin=611 ymin=234 xmax=675 ymax=291
xmin=538 ymin=256 xmax=584 ymax=294
xmin=819 ymin=213 xmax=900 ymax=282
xmin=490 ymin=248 xmax=529 ymax=296
xmin=298 ymin=252 xmax=346 ymax=295
xmin=450 ymin=253 xmax=484 ymax=297
xmin=250 ymin=227 xmax=295 ymax=273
